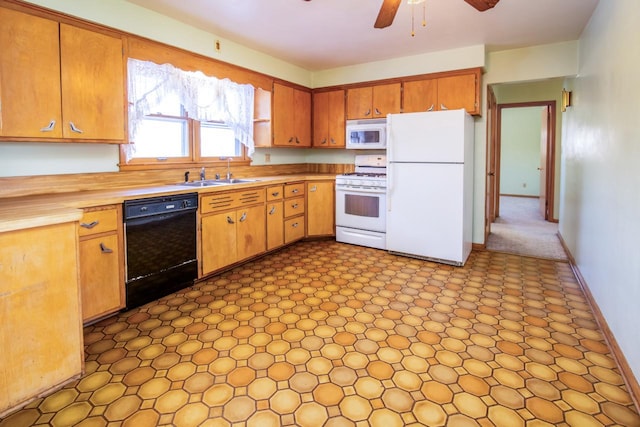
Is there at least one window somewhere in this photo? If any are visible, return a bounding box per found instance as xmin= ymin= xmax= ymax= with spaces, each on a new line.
xmin=200 ymin=122 xmax=242 ymax=158
xmin=124 ymin=58 xmax=255 ymax=168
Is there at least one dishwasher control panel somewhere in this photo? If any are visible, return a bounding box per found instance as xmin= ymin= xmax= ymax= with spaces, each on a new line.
xmin=124 ymin=193 xmax=198 ymax=220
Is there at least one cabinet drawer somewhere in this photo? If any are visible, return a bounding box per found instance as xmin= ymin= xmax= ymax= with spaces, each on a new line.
xmin=201 ymin=189 xmax=265 ymax=214
xmin=284 ymin=183 xmax=305 ymax=198
xmin=266 ymin=185 xmax=284 ymax=201
xmin=284 ymin=216 xmax=305 ymax=243
xmin=284 ymin=196 xmax=305 ymax=218
xmin=79 ymin=207 xmax=118 ymax=236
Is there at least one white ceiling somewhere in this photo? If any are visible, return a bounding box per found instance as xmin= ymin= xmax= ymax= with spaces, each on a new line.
xmin=127 ymin=0 xmax=599 ymax=71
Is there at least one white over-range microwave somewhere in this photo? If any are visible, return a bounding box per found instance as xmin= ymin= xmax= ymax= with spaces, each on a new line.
xmin=345 ymin=118 xmax=387 ymax=149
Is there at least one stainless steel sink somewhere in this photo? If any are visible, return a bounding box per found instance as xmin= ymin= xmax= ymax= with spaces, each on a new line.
xmin=215 ymin=178 xmax=260 ymax=184
xmin=176 ymin=178 xmax=260 ymax=187
xmin=176 ymin=180 xmax=226 ymax=188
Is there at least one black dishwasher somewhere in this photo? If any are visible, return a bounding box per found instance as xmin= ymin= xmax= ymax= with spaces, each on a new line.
xmin=124 ymin=193 xmax=198 ymax=309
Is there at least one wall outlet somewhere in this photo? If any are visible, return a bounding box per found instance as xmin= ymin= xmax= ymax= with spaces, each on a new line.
xmin=215 ymin=40 xmax=221 ymax=52
xmin=264 ymin=153 xmax=271 ymax=163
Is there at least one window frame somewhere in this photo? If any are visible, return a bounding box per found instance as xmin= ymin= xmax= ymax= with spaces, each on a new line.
xmin=119 ymin=114 xmax=250 ymax=170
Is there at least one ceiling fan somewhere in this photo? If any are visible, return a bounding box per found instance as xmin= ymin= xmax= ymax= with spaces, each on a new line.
xmin=374 ymin=0 xmax=500 ymax=29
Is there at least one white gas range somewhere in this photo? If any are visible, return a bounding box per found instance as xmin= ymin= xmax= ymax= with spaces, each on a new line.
xmin=335 ymin=154 xmax=387 ymax=250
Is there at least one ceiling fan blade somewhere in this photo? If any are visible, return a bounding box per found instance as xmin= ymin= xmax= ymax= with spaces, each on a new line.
xmin=374 ymin=0 xmax=402 ymax=29
xmin=463 ymin=0 xmax=500 ymax=12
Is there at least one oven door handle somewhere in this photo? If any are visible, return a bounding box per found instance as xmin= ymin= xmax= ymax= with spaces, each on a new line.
xmin=336 ymin=186 xmax=385 ymax=195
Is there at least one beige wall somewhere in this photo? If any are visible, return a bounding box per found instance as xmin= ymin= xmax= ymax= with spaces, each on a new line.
xmin=560 ymin=0 xmax=640 ymax=381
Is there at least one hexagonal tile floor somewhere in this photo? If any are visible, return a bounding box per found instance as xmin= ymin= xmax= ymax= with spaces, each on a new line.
xmin=2 ymin=241 xmax=639 ymax=426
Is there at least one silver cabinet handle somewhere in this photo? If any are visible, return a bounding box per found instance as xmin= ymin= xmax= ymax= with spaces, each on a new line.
xmin=269 ymin=206 xmax=276 ymax=215
xmin=80 ymin=220 xmax=99 ymax=229
xmin=321 ymin=138 xmax=327 ymax=145
xmin=292 ymin=222 xmax=299 ymax=228
xmin=226 ymin=216 xmax=235 ymax=224
xmin=295 ymin=137 xmax=300 ymax=144
xmin=330 ymin=138 xmax=336 ymax=145
xmin=69 ymin=122 xmax=84 ymax=133
xmin=440 ymin=104 xmax=448 ymax=110
xmin=292 ymin=203 xmax=299 ymax=209
xmin=40 ymin=120 xmax=56 ymax=132
xmin=427 ymin=104 xmax=435 ymax=112
xmin=292 ymin=189 xmax=299 ymax=194
xmin=271 ymin=191 xmax=280 ymax=197
xmin=374 ymin=108 xmax=381 ymax=115
xmin=99 ymin=243 xmax=113 ymax=254
xmin=239 ymin=212 xmax=247 ymax=222
xmin=310 ymin=186 xmax=317 ymax=192
xmin=364 ymin=109 xmax=371 ymax=116
xmin=288 ymin=137 xmax=294 ymax=143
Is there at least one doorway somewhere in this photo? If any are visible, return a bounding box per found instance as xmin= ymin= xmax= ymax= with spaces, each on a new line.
xmin=496 ymin=101 xmax=556 ymax=221
xmin=484 ymin=98 xmax=566 ymax=259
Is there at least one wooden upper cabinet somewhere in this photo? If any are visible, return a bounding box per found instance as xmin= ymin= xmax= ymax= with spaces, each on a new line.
xmin=403 ymin=70 xmax=481 ymax=115
xmin=436 ymin=73 xmax=478 ymax=114
xmin=347 ymin=83 xmax=401 ymax=120
xmin=403 ymin=79 xmax=438 ymax=114
xmin=313 ymin=90 xmax=345 ymax=148
xmin=0 ymin=7 xmax=125 ymax=142
xmin=273 ymin=82 xmax=311 ymax=147
xmin=0 ymin=8 xmax=62 ymax=138
xmin=60 ymin=24 xmax=125 ymax=141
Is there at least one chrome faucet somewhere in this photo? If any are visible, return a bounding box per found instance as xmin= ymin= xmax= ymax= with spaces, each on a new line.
xmin=225 ymin=158 xmax=232 ymax=180
xmin=200 ymin=167 xmax=206 ymax=181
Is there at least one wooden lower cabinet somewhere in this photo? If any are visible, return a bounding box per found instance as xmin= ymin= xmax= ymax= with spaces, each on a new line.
xmin=307 ymin=181 xmax=335 ymax=237
xmin=285 ymin=216 xmax=305 ymax=243
xmin=201 ymin=189 xmax=266 ymax=276
xmin=237 ymin=204 xmax=266 ymax=261
xmin=79 ymin=234 xmax=122 ymax=321
xmin=78 ymin=206 xmax=124 ymax=323
xmin=0 ymin=222 xmax=83 ymax=416
xmin=266 ymin=200 xmax=284 ymax=250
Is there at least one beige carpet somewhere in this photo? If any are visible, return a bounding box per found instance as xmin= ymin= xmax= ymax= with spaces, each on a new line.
xmin=486 ymin=196 xmax=568 ymax=261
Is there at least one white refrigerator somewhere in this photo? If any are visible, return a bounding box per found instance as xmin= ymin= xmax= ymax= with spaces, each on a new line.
xmin=386 ymin=109 xmax=474 ymax=266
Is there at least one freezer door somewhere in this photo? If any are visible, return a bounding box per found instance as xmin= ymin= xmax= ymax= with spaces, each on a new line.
xmin=387 ymin=162 xmax=465 ymax=263
xmin=387 ymin=110 xmax=468 ymax=163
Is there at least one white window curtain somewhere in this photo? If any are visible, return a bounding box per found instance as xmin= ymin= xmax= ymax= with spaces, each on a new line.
xmin=126 ymin=58 xmax=255 ymax=161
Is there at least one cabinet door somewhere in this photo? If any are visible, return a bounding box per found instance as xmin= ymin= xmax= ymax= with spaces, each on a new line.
xmin=347 ymin=87 xmax=373 ymax=120
xmin=237 ymin=204 xmax=266 ymax=261
xmin=306 ymin=181 xmax=335 ymax=237
xmin=266 ymin=201 xmax=284 ymax=250
xmin=437 ymin=73 xmax=477 ymax=114
xmin=79 ymin=234 xmax=123 ymax=321
xmin=372 ymin=83 xmax=401 ymax=117
xmin=0 ymin=222 xmax=82 ymax=414
xmin=0 ymin=8 xmax=62 ymax=138
xmin=201 ymin=211 xmax=237 ymax=275
xmin=60 ymin=24 xmax=125 ymax=140
xmin=327 ymin=90 xmax=346 ymax=147
xmin=273 ymin=83 xmax=294 ymax=146
xmin=403 ymin=79 xmax=438 ymax=113
xmin=313 ymin=91 xmax=329 ymax=147
xmin=293 ymin=88 xmax=311 ymax=147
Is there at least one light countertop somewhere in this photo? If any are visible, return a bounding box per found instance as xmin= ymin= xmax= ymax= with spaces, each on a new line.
xmin=0 ymin=174 xmax=336 ymax=233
